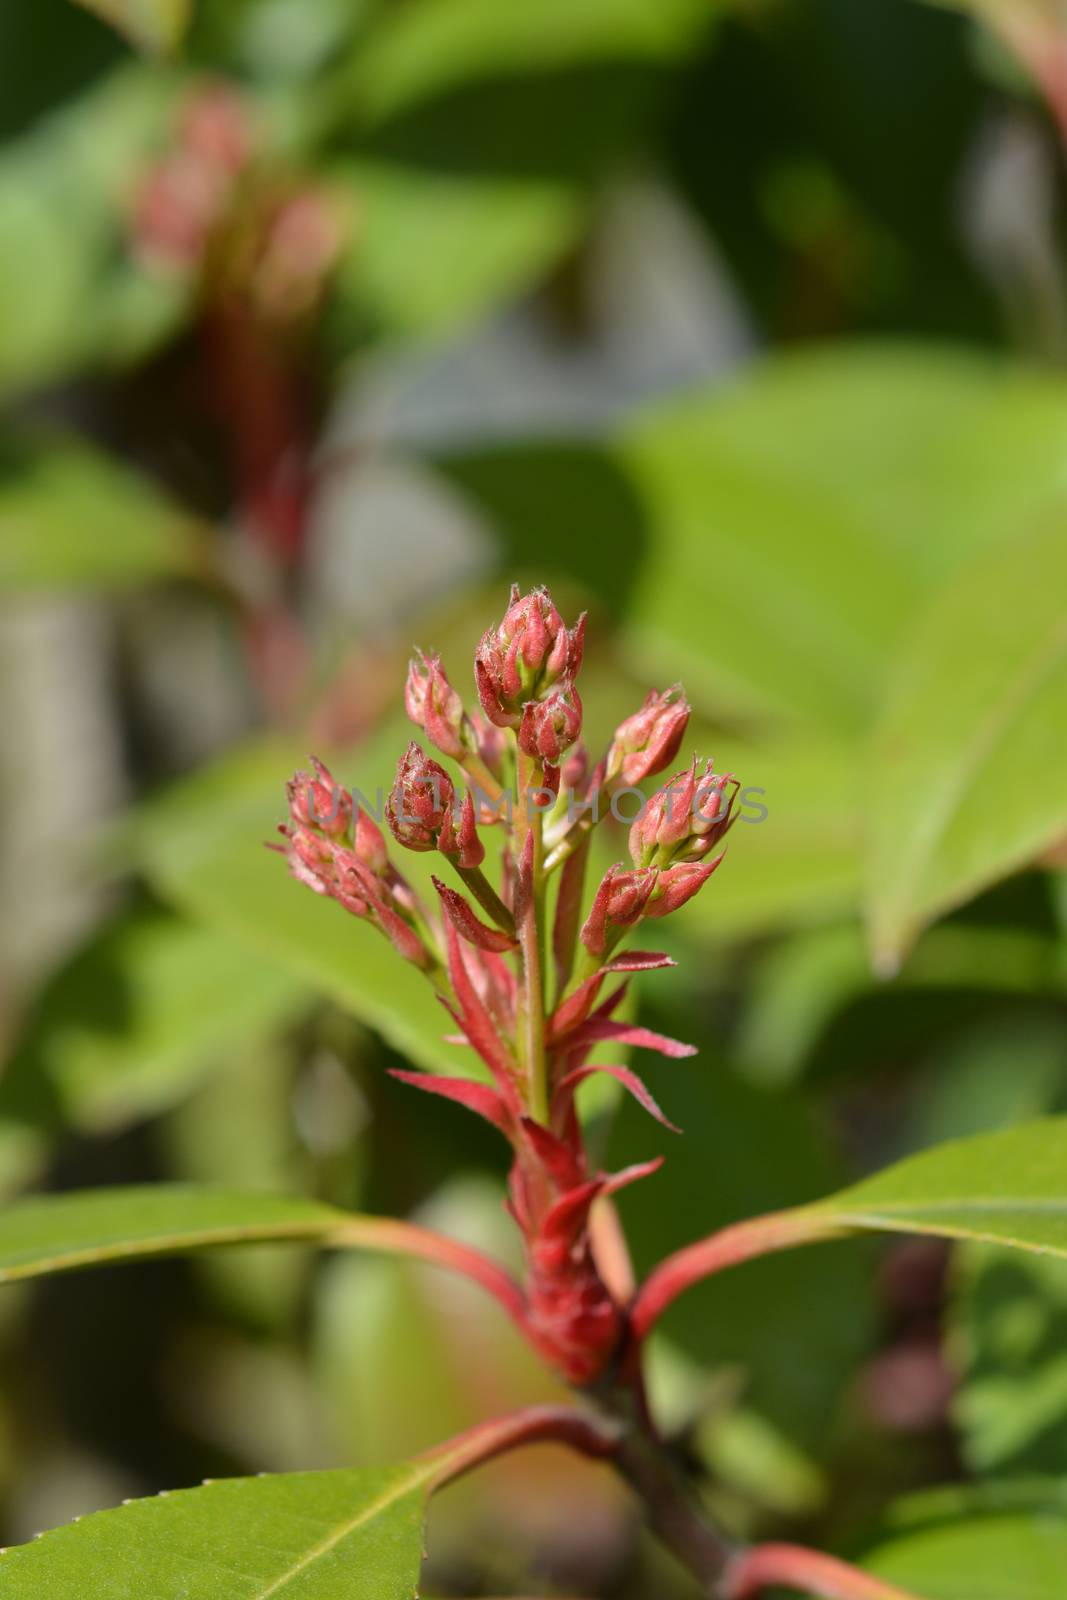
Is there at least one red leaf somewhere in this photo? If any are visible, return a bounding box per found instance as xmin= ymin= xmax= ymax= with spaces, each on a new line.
xmin=433 ymin=876 xmax=518 ymax=952
xmin=605 ymin=951 xmax=676 ymax=972
xmin=569 ymin=1018 xmax=697 ymax=1058
xmin=389 ymin=1069 xmax=513 ymax=1134
xmin=520 ymin=1117 xmax=584 ymax=1189
xmin=556 ymin=1063 xmax=681 ymax=1133
xmin=442 ymin=921 xmax=517 ymax=1084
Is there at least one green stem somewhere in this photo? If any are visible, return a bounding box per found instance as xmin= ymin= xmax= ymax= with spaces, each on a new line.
xmin=517 ymin=751 xmax=548 ymax=1123
xmin=454 ymin=864 xmax=516 ymax=935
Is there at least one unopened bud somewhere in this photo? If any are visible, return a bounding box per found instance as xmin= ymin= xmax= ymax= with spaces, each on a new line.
xmin=629 ymin=759 xmax=736 ymax=870
xmin=580 ymin=864 xmax=658 ymax=957
xmin=518 ymin=687 xmax=582 ymax=764
xmin=286 ymin=756 xmax=351 ymax=841
xmin=437 ymin=788 xmax=485 ymax=870
xmin=644 ymin=857 xmax=722 ymax=918
xmin=475 ymin=584 xmax=585 ymax=728
xmin=405 ymin=649 xmax=467 ymax=760
xmin=606 ymin=686 xmax=689 ymax=786
xmin=386 ymin=742 xmax=455 ymax=852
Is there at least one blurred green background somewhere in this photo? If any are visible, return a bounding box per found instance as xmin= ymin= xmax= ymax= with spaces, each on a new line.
xmin=2 ymin=0 xmax=1067 ymax=1594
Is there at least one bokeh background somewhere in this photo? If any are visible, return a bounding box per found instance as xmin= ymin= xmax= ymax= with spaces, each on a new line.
xmin=2 ymin=0 xmax=1067 ymax=1594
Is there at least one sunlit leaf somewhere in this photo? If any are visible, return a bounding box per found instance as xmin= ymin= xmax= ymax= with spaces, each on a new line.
xmin=0 ymin=1459 xmax=431 ymax=1598
xmin=0 ymin=1186 xmax=347 ymax=1284
xmin=617 ymin=347 xmax=1067 ymax=735
xmin=815 ymin=1119 xmax=1067 ymax=1254
xmin=866 ymin=515 xmax=1067 ymax=969
xmin=864 ymin=1498 xmax=1067 ymax=1600
xmin=71 ymin=0 xmax=192 ymax=56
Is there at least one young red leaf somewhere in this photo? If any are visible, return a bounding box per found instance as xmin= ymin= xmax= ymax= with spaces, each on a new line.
xmin=433 ymin=876 xmax=518 ymax=952
xmin=556 ymin=1063 xmax=681 ymax=1133
xmin=388 ymin=1069 xmax=515 ymax=1134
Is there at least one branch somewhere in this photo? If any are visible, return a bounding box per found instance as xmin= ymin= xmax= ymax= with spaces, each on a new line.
xmin=421 ymin=1404 xmax=622 ymax=1490
xmin=630 ymin=1207 xmax=848 ymax=1343
xmin=723 ymin=1543 xmax=921 ymax=1600
xmin=327 ymin=1215 xmax=528 ymax=1334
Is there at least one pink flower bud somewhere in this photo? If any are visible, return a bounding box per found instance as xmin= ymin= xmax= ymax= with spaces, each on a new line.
xmin=580 ymin=864 xmax=658 ymax=957
xmin=644 ymin=857 xmax=723 ymax=918
xmin=286 ymin=756 xmax=351 ymax=841
xmin=629 ymin=759 xmax=736 ymax=870
xmin=352 ymin=806 xmax=389 ymax=876
xmin=475 ymin=585 xmax=585 ymax=728
xmin=437 ymin=788 xmax=485 ymax=869
xmin=404 ymin=649 xmax=467 ymax=760
xmin=331 ymin=850 xmax=377 ymax=918
xmin=606 ymin=686 xmax=689 ymax=786
xmin=518 ymin=687 xmax=582 ymax=764
xmin=386 ymin=742 xmax=455 ymax=851
xmin=279 ymin=823 xmax=337 ymax=894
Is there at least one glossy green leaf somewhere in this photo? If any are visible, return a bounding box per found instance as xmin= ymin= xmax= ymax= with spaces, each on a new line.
xmin=616 ymin=347 xmax=1067 ymax=734
xmin=866 ymin=516 xmax=1067 ymax=969
xmin=2 ymin=906 xmax=310 ymax=1133
xmin=71 ymin=0 xmax=192 ymax=55
xmin=0 ymin=440 xmax=199 ymax=591
xmin=0 ymin=1186 xmax=348 ymax=1284
xmin=130 ymin=735 xmax=459 ymax=1075
xmin=814 ymin=1119 xmax=1067 ymax=1255
xmin=0 ymin=1459 xmax=431 ymax=1598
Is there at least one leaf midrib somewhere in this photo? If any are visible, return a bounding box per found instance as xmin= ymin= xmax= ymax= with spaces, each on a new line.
xmin=254 ymin=1465 xmax=431 ymax=1599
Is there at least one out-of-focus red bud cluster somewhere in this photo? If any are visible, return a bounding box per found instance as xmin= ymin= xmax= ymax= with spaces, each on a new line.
xmin=132 ymin=81 xmax=343 ymax=323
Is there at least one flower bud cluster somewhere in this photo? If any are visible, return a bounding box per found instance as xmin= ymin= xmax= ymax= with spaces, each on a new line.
xmin=475 ymin=586 xmax=585 ymax=738
xmin=272 ymin=583 xmax=743 ymax=1388
xmin=276 ymin=758 xmax=431 ymax=968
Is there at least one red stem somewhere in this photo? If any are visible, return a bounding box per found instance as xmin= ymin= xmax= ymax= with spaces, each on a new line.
xmin=328 ymin=1214 xmax=529 ymax=1335
xmin=421 ymin=1403 xmax=621 ymax=1490
xmin=723 ymin=1543 xmax=920 ymax=1600
xmin=630 ymin=1208 xmax=846 ymax=1344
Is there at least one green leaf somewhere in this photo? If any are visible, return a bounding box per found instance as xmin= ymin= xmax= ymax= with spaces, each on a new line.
xmin=866 ymin=515 xmax=1067 ymax=969
xmin=616 ymin=346 xmax=1067 ymax=735
xmin=130 ymin=734 xmax=459 ymax=1076
xmin=71 ymin=0 xmax=192 ymax=55
xmin=2 ymin=907 xmax=310 ymax=1133
xmin=0 ymin=440 xmax=200 ymax=592
xmin=349 ymin=0 xmax=711 ymax=126
xmin=814 ymin=1119 xmax=1067 ymax=1256
xmin=0 ymin=1459 xmax=431 ymax=1598
xmin=0 ymin=70 xmax=185 ymax=397
xmin=0 ymin=1186 xmax=349 ymax=1284
xmin=332 ymin=160 xmax=582 ymax=341
xmin=864 ymin=1507 xmax=1067 ymax=1600
xmin=688 ymin=734 xmax=861 ymax=934
xmin=951 ymin=1244 xmax=1067 ymax=1477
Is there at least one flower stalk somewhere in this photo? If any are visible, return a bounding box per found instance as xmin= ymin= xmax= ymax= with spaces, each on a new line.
xmin=271 ymin=583 xmax=914 ymax=1600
